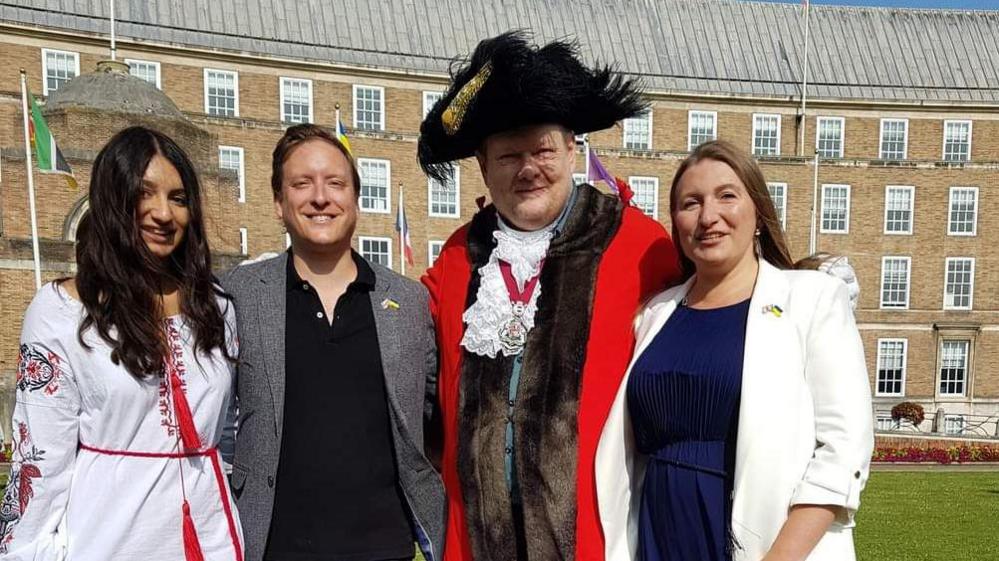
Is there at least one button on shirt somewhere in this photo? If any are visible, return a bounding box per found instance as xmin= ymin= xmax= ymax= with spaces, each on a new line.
xmin=265 ymin=251 xmax=413 ymax=561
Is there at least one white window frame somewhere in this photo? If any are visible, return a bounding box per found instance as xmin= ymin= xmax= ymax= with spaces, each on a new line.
xmin=218 ymin=146 xmax=246 ymax=203
xmin=239 ymin=227 xmax=248 ymax=255
xmin=875 ymin=338 xmax=907 ymax=397
xmin=687 ymin=110 xmax=717 ymax=151
xmin=815 ymin=116 xmax=845 ymax=158
xmin=947 ymin=186 xmax=978 ymax=236
xmin=124 ymin=58 xmax=161 ymax=89
xmin=879 ymin=256 xmax=911 ymax=310
xmin=883 ymin=185 xmax=914 ymax=235
xmin=879 ymin=118 xmax=908 ymax=160
xmin=943 ymin=257 xmax=975 ymax=311
xmin=751 ymin=113 xmax=781 ymax=156
xmin=359 ymin=236 xmax=393 ymax=270
xmin=203 ymin=68 xmax=239 ymax=117
xmin=357 ymin=158 xmax=391 ymax=214
xmin=572 ymin=173 xmax=588 ymax=187
xmin=41 ymin=48 xmax=80 ymax=96
xmin=944 ymin=414 xmax=966 ymax=435
xmin=766 ymin=182 xmax=787 ymax=229
xmin=942 ymin=120 xmax=972 ymax=162
xmin=353 ymin=84 xmax=386 ymax=131
xmin=428 ymin=164 xmax=460 ymax=218
xmin=938 ymin=339 xmax=970 ymax=397
xmin=627 ymin=176 xmax=659 ymax=219
xmin=820 ymin=184 xmax=851 ymax=234
xmin=428 ymin=240 xmax=444 ymax=267
xmin=623 ymin=109 xmax=653 ymax=150
xmin=876 ymin=414 xmax=899 ymax=431
xmin=423 ymin=90 xmax=443 ymax=118
xmin=279 ymin=77 xmax=314 ymax=124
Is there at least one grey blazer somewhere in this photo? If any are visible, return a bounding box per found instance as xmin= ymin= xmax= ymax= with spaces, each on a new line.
xmin=221 ymin=252 xmax=445 ymax=561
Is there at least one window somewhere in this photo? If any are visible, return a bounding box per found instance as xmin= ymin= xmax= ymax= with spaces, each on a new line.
xmin=280 ymin=77 xmax=313 ymax=124
xmin=239 ymin=227 xmax=248 ymax=255
xmin=572 ymin=173 xmax=587 ymax=187
xmin=125 ymin=59 xmax=160 ymax=89
xmin=423 ymin=91 xmax=443 ymax=118
xmin=943 ymin=258 xmax=974 ymax=310
xmin=628 ymin=176 xmax=659 ymax=219
xmin=359 ymin=236 xmax=392 ymax=269
xmin=875 ymin=339 xmax=907 ymax=396
xmin=876 ymin=415 xmax=898 ymax=431
xmin=428 ymin=240 xmax=444 ymax=266
xmin=623 ymin=110 xmax=652 ymax=150
xmin=358 ymin=158 xmax=390 ymax=213
xmin=939 ymin=340 xmax=969 ymax=396
xmin=880 ymin=256 xmax=911 ymax=309
xmin=688 ymin=110 xmax=717 ymax=151
xmin=879 ymin=119 xmax=908 ymax=160
xmin=883 ymin=185 xmax=914 ymax=235
xmin=820 ymin=184 xmax=850 ymax=233
xmin=42 ymin=49 xmax=79 ymax=95
xmin=816 ymin=116 xmax=844 ymax=158
xmin=752 ymin=114 xmax=781 ymax=156
xmin=947 ymin=187 xmax=978 ymax=236
xmin=429 ymin=165 xmax=459 ymax=218
xmin=766 ymin=182 xmax=787 ymax=228
xmin=219 ymin=146 xmax=245 ymax=203
xmin=944 ymin=415 xmax=966 ymax=436
xmin=353 ymin=85 xmax=385 ymax=131
xmin=204 ymin=69 xmax=238 ymax=117
xmin=942 ymin=120 xmax=972 ymax=162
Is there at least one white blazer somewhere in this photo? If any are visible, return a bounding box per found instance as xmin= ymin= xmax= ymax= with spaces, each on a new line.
xmin=595 ymin=260 xmax=874 ymax=561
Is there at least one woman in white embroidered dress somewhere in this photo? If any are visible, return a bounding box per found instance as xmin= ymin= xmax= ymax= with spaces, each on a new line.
xmin=1 ymin=126 xmax=243 ymax=561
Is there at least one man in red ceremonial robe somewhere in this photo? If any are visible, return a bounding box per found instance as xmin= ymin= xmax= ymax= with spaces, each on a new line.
xmin=419 ymin=32 xmax=682 ymax=561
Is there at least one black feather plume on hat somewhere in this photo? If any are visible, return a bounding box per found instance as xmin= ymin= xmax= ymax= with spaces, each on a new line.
xmin=418 ymin=31 xmax=648 ymax=183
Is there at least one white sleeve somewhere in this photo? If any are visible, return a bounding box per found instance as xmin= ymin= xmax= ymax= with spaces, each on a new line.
xmin=0 ymin=297 xmax=81 ymax=560
xmin=789 ymin=280 xmax=874 ymax=526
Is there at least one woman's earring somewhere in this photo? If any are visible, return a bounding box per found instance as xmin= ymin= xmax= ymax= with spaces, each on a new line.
xmin=754 ymin=228 xmax=762 ymax=257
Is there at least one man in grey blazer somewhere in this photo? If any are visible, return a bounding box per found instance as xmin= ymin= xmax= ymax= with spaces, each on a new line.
xmin=222 ymin=124 xmax=444 ymax=561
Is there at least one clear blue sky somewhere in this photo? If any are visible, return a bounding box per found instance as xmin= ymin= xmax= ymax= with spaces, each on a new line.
xmin=751 ymin=0 xmax=998 ymax=9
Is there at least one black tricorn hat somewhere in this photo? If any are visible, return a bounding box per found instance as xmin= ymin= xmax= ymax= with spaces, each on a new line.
xmin=418 ymin=31 xmax=648 ymax=182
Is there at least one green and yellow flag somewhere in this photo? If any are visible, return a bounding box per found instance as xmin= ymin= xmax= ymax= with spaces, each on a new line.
xmin=28 ymin=93 xmax=77 ymax=189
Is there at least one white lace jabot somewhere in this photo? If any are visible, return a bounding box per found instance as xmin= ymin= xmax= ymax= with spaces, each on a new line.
xmin=461 ymin=217 xmax=555 ymax=358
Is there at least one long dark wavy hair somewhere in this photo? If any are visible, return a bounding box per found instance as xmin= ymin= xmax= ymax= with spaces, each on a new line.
xmin=73 ymin=126 xmax=233 ymax=377
xmin=669 ymin=140 xmax=794 ymax=280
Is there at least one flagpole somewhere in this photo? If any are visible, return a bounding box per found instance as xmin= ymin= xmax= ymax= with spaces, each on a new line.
xmin=798 ymin=0 xmax=811 ymax=157
xmin=809 ymin=149 xmax=820 ymax=255
xmin=583 ymin=134 xmax=591 ymax=185
xmin=19 ymin=69 xmax=42 ymax=290
xmin=398 ymin=184 xmax=406 ymax=276
xmin=335 ymin=103 xmax=341 ymax=133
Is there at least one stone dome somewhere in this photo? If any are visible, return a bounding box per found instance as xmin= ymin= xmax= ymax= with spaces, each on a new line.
xmin=45 ymin=60 xmax=186 ymax=120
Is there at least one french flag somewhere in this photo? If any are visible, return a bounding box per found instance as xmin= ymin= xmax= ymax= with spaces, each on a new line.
xmin=395 ymin=189 xmax=414 ymax=268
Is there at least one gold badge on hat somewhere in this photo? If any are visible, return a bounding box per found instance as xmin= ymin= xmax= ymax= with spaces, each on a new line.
xmin=442 ymin=61 xmax=493 ymax=136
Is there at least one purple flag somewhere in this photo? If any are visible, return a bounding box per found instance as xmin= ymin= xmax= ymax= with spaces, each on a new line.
xmin=587 ymin=150 xmax=619 ymax=194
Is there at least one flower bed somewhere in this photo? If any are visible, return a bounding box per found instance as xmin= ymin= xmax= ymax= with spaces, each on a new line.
xmin=874 ymin=444 xmax=999 ymax=464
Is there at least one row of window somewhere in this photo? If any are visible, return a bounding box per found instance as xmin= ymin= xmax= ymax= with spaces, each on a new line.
xmin=42 ymin=49 xmax=978 ymax=161
xmin=875 ymin=338 xmax=971 ymax=398
xmin=622 ymin=109 xmax=975 ymax=161
xmin=875 ymin=412 xmax=969 ymax=435
xmin=878 ymin=256 xmax=976 ymax=310
xmin=358 ymin=237 xmax=446 ymax=269
xmin=815 ymin=185 xmax=978 ymax=236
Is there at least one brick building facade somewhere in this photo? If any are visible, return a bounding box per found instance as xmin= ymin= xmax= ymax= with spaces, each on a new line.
xmin=0 ymin=0 xmax=997 ymax=439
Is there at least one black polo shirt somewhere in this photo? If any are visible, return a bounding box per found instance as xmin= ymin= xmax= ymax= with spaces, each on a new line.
xmin=265 ymin=251 xmax=414 ymax=561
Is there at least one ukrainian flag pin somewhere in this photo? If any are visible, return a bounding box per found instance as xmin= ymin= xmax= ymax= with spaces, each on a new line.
xmin=762 ymin=304 xmax=783 ymax=317
xmin=381 ymin=298 xmax=400 ymax=310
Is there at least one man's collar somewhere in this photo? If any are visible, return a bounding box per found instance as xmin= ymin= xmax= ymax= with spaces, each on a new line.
xmin=285 ymin=248 xmax=375 ymax=291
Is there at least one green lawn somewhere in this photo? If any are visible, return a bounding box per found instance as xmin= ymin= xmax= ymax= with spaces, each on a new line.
xmin=855 ymin=471 xmax=999 ymax=561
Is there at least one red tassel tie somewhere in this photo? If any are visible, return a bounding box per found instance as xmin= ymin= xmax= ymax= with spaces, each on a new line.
xmin=182 ymin=500 xmax=205 ymax=561
xmin=170 ymin=372 xmax=202 ymax=451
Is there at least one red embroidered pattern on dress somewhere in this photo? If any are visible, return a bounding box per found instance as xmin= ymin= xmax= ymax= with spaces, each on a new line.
xmin=0 ymin=422 xmax=46 ymax=552
xmin=16 ymin=343 xmax=65 ymax=396
xmin=157 ymin=319 xmax=189 ymax=438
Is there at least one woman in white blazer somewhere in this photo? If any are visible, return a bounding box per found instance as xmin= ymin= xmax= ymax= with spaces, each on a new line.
xmin=596 ymin=141 xmax=873 ymax=561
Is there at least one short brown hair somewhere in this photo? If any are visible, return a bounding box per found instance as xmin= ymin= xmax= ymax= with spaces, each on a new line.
xmin=271 ymin=123 xmax=360 ymax=199
xmin=669 ymin=140 xmax=794 ymax=279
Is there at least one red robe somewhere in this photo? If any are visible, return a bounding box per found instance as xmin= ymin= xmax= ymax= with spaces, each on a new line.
xmin=423 ymin=186 xmax=681 ymax=561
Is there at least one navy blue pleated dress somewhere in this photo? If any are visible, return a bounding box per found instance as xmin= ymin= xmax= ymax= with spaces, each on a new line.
xmin=626 ymin=299 xmax=750 ymax=561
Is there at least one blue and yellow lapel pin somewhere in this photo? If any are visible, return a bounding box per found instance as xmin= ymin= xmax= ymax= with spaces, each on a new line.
xmin=762 ymin=304 xmax=783 ymax=317
xmin=381 ymin=298 xmax=400 ymax=311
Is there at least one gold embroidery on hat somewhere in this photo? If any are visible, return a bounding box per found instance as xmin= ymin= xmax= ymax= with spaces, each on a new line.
xmin=441 ymin=62 xmax=493 ymax=136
